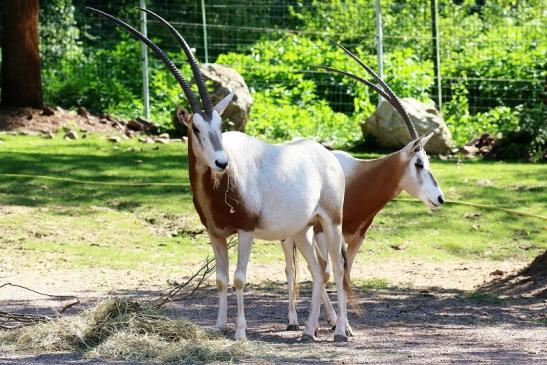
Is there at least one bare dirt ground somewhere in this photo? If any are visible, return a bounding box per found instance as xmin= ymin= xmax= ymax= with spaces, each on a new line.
xmin=1 ymin=260 xmax=546 ymax=364
xmin=0 ymin=106 xmax=118 ymax=134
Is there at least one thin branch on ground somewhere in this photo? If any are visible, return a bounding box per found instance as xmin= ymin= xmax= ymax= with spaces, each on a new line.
xmin=151 ymin=236 xmax=238 ymax=308
xmin=0 ymin=282 xmax=80 ymax=329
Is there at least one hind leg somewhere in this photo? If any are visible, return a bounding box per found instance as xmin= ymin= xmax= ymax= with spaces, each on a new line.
xmin=319 ymin=219 xmax=348 ymax=342
xmin=293 ymin=229 xmax=323 ymax=341
xmin=314 ymin=231 xmax=337 ymax=328
xmin=281 ymin=238 xmax=299 ymax=330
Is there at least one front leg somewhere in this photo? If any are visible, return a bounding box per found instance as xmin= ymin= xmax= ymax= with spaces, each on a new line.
xmin=234 ymin=230 xmax=254 ymax=340
xmin=210 ymin=234 xmax=229 ymax=330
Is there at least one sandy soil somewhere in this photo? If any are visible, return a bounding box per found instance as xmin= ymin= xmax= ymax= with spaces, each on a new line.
xmin=1 ymin=260 xmax=546 ymax=364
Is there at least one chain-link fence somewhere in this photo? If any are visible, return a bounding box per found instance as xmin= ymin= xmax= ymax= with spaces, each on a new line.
xmin=35 ymin=0 xmax=545 ymax=147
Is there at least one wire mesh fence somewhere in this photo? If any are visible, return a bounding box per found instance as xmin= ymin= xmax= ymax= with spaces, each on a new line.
xmin=36 ymin=0 xmax=545 ymax=145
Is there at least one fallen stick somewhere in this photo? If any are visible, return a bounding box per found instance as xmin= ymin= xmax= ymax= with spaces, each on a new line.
xmin=0 ymin=282 xmax=80 ymax=329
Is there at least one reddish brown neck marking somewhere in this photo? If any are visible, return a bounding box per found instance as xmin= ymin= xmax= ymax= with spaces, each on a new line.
xmin=342 ymin=151 xmax=408 ymax=239
xmin=187 ymin=129 xmax=257 ymax=238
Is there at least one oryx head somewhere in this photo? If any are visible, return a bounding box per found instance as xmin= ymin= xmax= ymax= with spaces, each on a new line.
xmin=324 ymin=41 xmax=445 ymax=209
xmin=400 ymin=133 xmax=444 ymax=209
xmin=88 ymin=7 xmax=232 ymax=172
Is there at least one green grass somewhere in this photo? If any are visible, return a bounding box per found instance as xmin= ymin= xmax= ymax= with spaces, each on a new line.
xmin=0 ymin=133 xmax=545 ymax=274
xmin=463 ymin=292 xmax=507 ymax=305
xmin=356 ymin=278 xmax=389 ymax=291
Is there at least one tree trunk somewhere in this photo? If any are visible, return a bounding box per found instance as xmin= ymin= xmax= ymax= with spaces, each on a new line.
xmin=1 ymin=0 xmax=43 ymax=108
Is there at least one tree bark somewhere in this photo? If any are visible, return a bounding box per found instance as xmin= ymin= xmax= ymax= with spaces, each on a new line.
xmin=1 ymin=0 xmax=43 ymax=108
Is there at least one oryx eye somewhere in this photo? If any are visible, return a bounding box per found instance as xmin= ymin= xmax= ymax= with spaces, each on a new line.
xmin=192 ymin=125 xmax=200 ymax=134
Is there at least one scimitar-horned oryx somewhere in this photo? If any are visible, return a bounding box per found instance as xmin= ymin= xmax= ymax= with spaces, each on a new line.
xmin=88 ymin=8 xmax=351 ymax=342
xmin=282 ymin=42 xmax=445 ymax=334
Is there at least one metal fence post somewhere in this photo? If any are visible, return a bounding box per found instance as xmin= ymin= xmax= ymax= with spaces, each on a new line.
xmin=140 ymin=0 xmax=150 ymax=120
xmin=431 ymin=0 xmax=442 ymax=111
xmin=375 ymin=0 xmax=384 ymax=105
xmin=201 ymin=0 xmax=209 ymax=63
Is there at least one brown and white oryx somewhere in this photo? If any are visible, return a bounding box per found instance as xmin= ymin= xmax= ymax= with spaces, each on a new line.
xmin=88 ymin=8 xmax=351 ymax=342
xmin=281 ymin=42 xmax=445 ymax=333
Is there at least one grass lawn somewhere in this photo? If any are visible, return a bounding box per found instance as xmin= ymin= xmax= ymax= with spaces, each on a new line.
xmin=0 ymin=133 xmax=545 ymax=279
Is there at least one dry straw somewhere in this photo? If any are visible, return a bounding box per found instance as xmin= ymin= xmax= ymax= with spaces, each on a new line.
xmin=0 ymin=298 xmax=248 ymax=363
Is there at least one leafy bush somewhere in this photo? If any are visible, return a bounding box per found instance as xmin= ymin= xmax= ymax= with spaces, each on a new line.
xmin=444 ymin=83 xmax=520 ymax=145
xmin=217 ymin=35 xmax=432 ymax=146
xmin=36 ymin=0 xmax=544 ymax=156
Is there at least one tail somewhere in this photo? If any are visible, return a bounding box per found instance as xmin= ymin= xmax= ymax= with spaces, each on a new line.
xmin=292 ymin=240 xmax=300 ymax=301
xmin=342 ymin=244 xmax=362 ymax=316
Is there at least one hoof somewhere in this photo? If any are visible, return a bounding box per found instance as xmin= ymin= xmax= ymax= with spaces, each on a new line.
xmin=213 ymin=326 xmax=228 ymax=335
xmin=330 ymin=325 xmax=336 ymax=332
xmin=346 ymin=328 xmax=354 ymax=337
xmin=286 ymin=324 xmax=300 ymax=331
xmin=301 ymin=333 xmax=315 ymax=343
xmin=234 ymin=329 xmax=247 ymax=340
xmin=334 ymin=334 xmax=348 ymax=343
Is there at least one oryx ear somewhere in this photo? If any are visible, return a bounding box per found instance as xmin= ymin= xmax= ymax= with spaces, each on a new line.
xmin=420 ymin=132 xmax=434 ymax=146
xmin=176 ymin=106 xmax=192 ymax=127
xmin=214 ymin=92 xmax=235 ymax=115
xmin=403 ymin=135 xmax=424 ymax=154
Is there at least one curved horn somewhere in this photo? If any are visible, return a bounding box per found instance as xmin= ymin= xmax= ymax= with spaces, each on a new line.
xmin=87 ymin=7 xmax=201 ymax=113
xmin=332 ymin=40 xmax=418 ymax=140
xmin=319 ymin=66 xmax=392 ymax=102
xmin=139 ymin=8 xmax=213 ymax=119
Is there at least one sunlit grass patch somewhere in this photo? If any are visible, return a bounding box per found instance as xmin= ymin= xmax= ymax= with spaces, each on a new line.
xmin=0 ymin=135 xmax=545 ymax=273
xmin=357 ymin=278 xmax=389 ymax=291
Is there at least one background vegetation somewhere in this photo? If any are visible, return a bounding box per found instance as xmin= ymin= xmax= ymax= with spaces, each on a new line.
xmin=37 ymin=0 xmax=546 ymax=158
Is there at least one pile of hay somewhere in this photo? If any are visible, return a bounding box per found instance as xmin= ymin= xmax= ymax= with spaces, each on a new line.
xmin=0 ymin=298 xmax=247 ymax=363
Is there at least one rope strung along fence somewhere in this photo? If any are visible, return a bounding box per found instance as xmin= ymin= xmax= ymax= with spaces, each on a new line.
xmin=1 ymin=172 xmax=545 ymax=221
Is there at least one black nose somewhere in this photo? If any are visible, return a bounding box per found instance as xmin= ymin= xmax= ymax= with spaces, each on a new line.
xmin=438 ymin=196 xmax=445 ymax=205
xmin=215 ymin=160 xmax=228 ymax=170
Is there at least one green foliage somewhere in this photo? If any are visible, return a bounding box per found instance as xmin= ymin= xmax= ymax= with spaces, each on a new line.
xmin=36 ymin=0 xmax=545 ymax=155
xmin=217 ymin=36 xmax=432 ymax=146
xmin=40 ymin=0 xmax=82 ymax=67
xmin=246 ymin=89 xmax=360 ymax=147
xmin=43 ymin=38 xmax=142 ymax=117
xmin=444 ymin=83 xmax=520 ymax=145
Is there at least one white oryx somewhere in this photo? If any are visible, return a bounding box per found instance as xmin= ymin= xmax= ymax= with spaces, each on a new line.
xmin=89 ymin=8 xmax=350 ymax=342
xmin=281 ymin=42 xmax=445 ymax=333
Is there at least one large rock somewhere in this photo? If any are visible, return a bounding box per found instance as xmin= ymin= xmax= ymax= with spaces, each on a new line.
xmin=362 ymin=98 xmax=453 ymax=155
xmin=199 ymin=64 xmax=253 ymax=131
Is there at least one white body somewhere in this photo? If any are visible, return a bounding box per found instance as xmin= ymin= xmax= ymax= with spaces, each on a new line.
xmin=189 ymin=122 xmax=349 ymax=341
xmin=281 ymin=135 xmax=445 ymax=331
xmin=224 ymin=133 xmax=342 ymax=240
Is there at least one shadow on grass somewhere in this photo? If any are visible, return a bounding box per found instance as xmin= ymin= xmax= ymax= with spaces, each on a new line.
xmin=0 ymin=149 xmax=191 ymax=209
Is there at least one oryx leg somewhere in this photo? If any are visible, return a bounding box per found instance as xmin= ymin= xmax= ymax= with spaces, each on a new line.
xmin=234 ymin=230 xmax=254 ymax=340
xmin=314 ymin=230 xmax=337 ymax=328
xmin=281 ymin=238 xmax=299 ymax=330
xmin=292 ymin=228 xmax=324 ymax=341
xmin=210 ymin=234 xmax=229 ymax=330
xmin=318 ymin=217 xmax=348 ymax=342
xmin=346 ymin=236 xmax=365 ymax=277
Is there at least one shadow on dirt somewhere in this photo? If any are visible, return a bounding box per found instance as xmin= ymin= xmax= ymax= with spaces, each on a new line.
xmin=2 ymin=280 xmax=545 ymax=364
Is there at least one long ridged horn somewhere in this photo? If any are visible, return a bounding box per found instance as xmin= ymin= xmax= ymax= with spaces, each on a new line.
xmin=329 ymin=40 xmax=419 ymax=140
xmin=87 ymin=7 xmax=201 ymax=113
xmin=139 ymin=8 xmax=213 ymax=119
